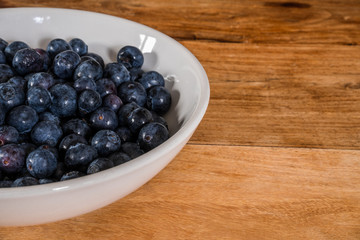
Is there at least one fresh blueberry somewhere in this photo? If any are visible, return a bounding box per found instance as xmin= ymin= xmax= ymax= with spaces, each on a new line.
xmin=38 ymin=111 xmax=61 ymax=125
xmin=0 ymin=180 xmax=13 ymax=187
xmin=91 ymin=130 xmax=121 ymax=156
xmin=137 ymin=122 xmax=169 ymax=152
xmin=52 ymin=50 xmax=81 ymax=79
xmin=26 ymin=148 xmax=57 ymax=178
xmin=89 ymin=107 xmax=118 ymax=130
xmin=115 ymin=127 xmax=134 ymax=143
xmin=117 ymin=102 xmax=139 ymax=127
xmin=78 ymin=89 xmax=102 ymax=115
xmin=37 ymin=145 xmax=59 ymax=160
xmin=64 ymin=143 xmax=98 ymax=168
xmin=4 ymin=41 xmax=29 ymax=63
xmin=8 ymin=76 xmax=26 ymax=90
xmin=0 ymin=143 xmax=26 ymax=174
xmin=87 ymin=158 xmax=114 ymax=174
xmin=129 ymin=68 xmax=143 ymax=81
xmin=126 ymin=107 xmax=153 ymax=133
xmin=0 ymin=104 xmax=5 ymax=125
xmin=27 ymin=72 xmax=56 ymax=90
xmin=31 ymin=121 xmax=63 ymax=147
xmin=0 ymin=38 xmax=8 ymax=52
xmin=26 ymin=86 xmax=52 ymax=113
xmin=11 ymin=176 xmax=39 ymax=187
xmin=0 ymin=125 xmax=19 ymax=146
xmin=69 ymin=38 xmax=88 ymax=56
xmin=58 ymin=133 xmax=88 ymax=157
xmin=12 ymin=48 xmax=43 ymax=76
xmin=0 ymin=82 xmax=25 ymax=110
xmin=120 ymin=142 xmax=144 ymax=159
xmin=102 ymin=94 xmax=123 ymax=113
xmin=46 ymin=38 xmax=71 ymax=60
xmin=39 ymin=178 xmax=54 ymax=184
xmin=138 ymin=71 xmax=165 ymax=90
xmin=96 ymin=78 xmax=117 ymax=97
xmin=0 ymin=64 xmax=15 ymax=83
xmin=73 ymin=77 xmax=97 ymax=92
xmin=60 ymin=170 xmax=85 ymax=181
xmin=85 ymin=52 xmax=105 ymax=69
xmin=49 ymin=84 xmax=77 ymax=118
xmin=146 ymin=86 xmax=172 ymax=115
xmin=73 ymin=58 xmax=103 ymax=82
xmin=62 ymin=118 xmax=92 ymax=139
xmin=117 ymin=81 xmax=147 ymax=107
xmin=108 ymin=151 xmax=132 ymax=166
xmin=0 ymin=51 xmax=6 ymax=64
xmin=151 ymin=111 xmax=169 ymax=130
xmin=104 ymin=62 xmax=130 ymax=86
xmin=117 ymin=45 xmax=144 ymax=69
xmin=34 ymin=48 xmax=51 ymax=72
xmin=7 ymin=105 xmax=38 ymax=133
xmin=18 ymin=142 xmax=37 ymax=155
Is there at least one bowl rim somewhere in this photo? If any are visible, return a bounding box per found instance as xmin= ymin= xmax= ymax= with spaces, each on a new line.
xmin=0 ymin=7 xmax=210 ymax=198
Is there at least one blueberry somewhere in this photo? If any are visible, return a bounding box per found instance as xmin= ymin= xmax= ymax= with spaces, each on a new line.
xmin=38 ymin=111 xmax=61 ymax=125
xmin=0 ymin=180 xmax=13 ymax=187
xmin=78 ymin=89 xmax=102 ymax=115
xmin=73 ymin=77 xmax=97 ymax=92
xmin=138 ymin=71 xmax=165 ymax=90
xmin=34 ymin=48 xmax=51 ymax=72
xmin=0 ymin=82 xmax=25 ymax=110
xmin=8 ymin=76 xmax=26 ymax=90
xmin=12 ymin=48 xmax=43 ymax=76
xmin=52 ymin=162 xmax=67 ymax=180
xmin=120 ymin=142 xmax=144 ymax=159
xmin=0 ymin=64 xmax=15 ymax=83
xmin=89 ymin=107 xmax=118 ymax=130
xmin=126 ymin=107 xmax=153 ymax=133
xmin=117 ymin=45 xmax=144 ymax=69
xmin=4 ymin=41 xmax=29 ymax=63
xmin=117 ymin=102 xmax=139 ymax=127
xmin=108 ymin=151 xmax=131 ymax=166
xmin=52 ymin=50 xmax=81 ymax=79
xmin=146 ymin=86 xmax=172 ymax=115
xmin=0 ymin=143 xmax=26 ymax=174
xmin=26 ymin=86 xmax=52 ymax=113
xmin=137 ymin=122 xmax=169 ymax=152
xmin=7 ymin=105 xmax=38 ymax=133
xmin=129 ymin=68 xmax=143 ymax=81
xmin=0 ymin=125 xmax=19 ymax=146
xmin=0 ymin=38 xmax=8 ymax=52
xmin=96 ymin=78 xmax=117 ymax=97
xmin=31 ymin=121 xmax=63 ymax=147
xmin=49 ymin=84 xmax=77 ymax=118
xmin=0 ymin=51 xmax=6 ymax=64
xmin=26 ymin=148 xmax=57 ymax=178
xmin=37 ymin=145 xmax=59 ymax=160
xmin=46 ymin=38 xmax=71 ymax=60
xmin=104 ymin=62 xmax=130 ymax=86
xmin=58 ymin=133 xmax=88 ymax=157
xmin=102 ymin=94 xmax=123 ymax=113
xmin=60 ymin=170 xmax=85 ymax=181
xmin=115 ymin=126 xmax=134 ymax=143
xmin=62 ymin=118 xmax=92 ymax=139
xmin=73 ymin=58 xmax=103 ymax=82
xmin=117 ymin=81 xmax=147 ymax=107
xmin=39 ymin=178 xmax=54 ymax=184
xmin=18 ymin=142 xmax=37 ymax=155
xmin=85 ymin=52 xmax=105 ymax=69
xmin=11 ymin=176 xmax=39 ymax=187
xmin=69 ymin=38 xmax=88 ymax=56
xmin=64 ymin=143 xmax=98 ymax=168
xmin=0 ymin=104 xmax=5 ymax=125
xmin=87 ymin=158 xmax=114 ymax=174
xmin=91 ymin=130 xmax=121 ymax=156
xmin=27 ymin=72 xmax=56 ymax=90
xmin=151 ymin=111 xmax=169 ymax=130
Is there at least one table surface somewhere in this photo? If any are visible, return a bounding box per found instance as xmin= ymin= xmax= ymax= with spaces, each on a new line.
xmin=1 ymin=0 xmax=360 ymax=239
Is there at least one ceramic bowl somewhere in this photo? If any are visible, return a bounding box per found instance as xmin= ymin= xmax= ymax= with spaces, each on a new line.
xmin=0 ymin=7 xmax=209 ymax=226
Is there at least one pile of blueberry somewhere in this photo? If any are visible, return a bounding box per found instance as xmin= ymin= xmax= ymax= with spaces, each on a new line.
xmin=0 ymin=38 xmax=172 ymax=187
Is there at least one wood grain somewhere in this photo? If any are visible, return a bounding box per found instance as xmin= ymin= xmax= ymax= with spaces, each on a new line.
xmin=1 ymin=0 xmax=360 ymax=239
xmin=1 ymin=145 xmax=360 ymax=239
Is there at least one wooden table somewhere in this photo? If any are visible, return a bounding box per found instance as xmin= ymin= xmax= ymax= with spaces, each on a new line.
xmin=1 ymin=0 xmax=360 ymax=239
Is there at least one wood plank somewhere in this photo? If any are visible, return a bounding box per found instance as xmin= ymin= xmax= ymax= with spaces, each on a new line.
xmin=1 ymin=144 xmax=359 ymax=239
xmin=177 ymin=41 xmax=360 ymax=149
xmin=0 ymin=0 xmax=359 ymax=44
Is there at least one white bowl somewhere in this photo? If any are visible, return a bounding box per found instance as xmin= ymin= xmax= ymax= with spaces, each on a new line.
xmin=0 ymin=7 xmax=209 ymax=226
